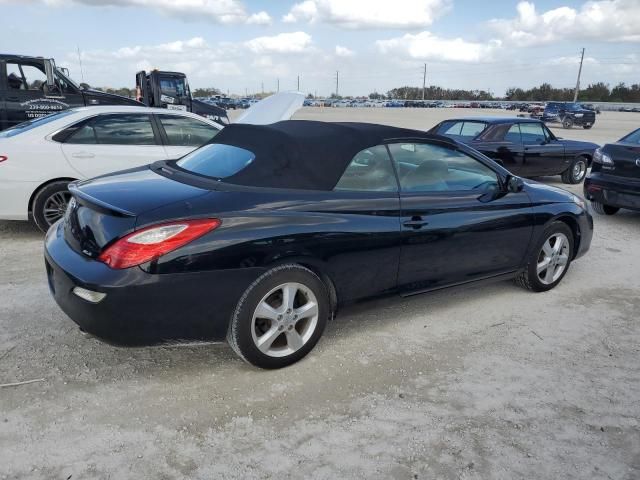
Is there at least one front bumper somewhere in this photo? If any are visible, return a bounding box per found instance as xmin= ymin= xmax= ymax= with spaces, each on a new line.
xmin=44 ymin=220 xmax=264 ymax=346
xmin=584 ymin=173 xmax=640 ymax=212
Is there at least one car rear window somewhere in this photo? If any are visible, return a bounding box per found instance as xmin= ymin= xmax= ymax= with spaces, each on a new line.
xmin=438 ymin=121 xmax=487 ymax=140
xmin=620 ymin=129 xmax=640 ymax=144
xmin=176 ymin=143 xmax=255 ymax=179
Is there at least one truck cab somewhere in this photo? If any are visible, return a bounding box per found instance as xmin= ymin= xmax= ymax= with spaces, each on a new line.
xmin=136 ymin=70 xmax=228 ymax=124
xmin=0 ymin=54 xmax=140 ymax=130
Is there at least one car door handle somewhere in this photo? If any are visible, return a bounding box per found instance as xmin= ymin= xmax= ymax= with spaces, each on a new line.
xmin=71 ymin=152 xmax=95 ymax=159
xmin=403 ymin=217 xmax=428 ymax=229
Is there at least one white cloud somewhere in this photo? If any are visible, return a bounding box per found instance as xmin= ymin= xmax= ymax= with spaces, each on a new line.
xmin=376 ymin=32 xmax=501 ymax=63
xmin=244 ymin=32 xmax=313 ymax=54
xmin=246 ymin=11 xmax=272 ymax=25
xmin=282 ymin=0 xmax=450 ymax=29
xmin=335 ymin=45 xmax=355 ymax=57
xmin=489 ymin=0 xmax=640 ymax=46
xmin=1 ymin=0 xmax=269 ymax=24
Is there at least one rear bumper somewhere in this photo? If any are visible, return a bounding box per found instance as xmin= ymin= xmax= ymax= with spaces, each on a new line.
xmin=584 ymin=173 xmax=640 ymax=211
xmin=44 ymin=220 xmax=264 ymax=346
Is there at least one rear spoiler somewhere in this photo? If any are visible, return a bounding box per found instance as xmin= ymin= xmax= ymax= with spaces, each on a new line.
xmin=68 ymin=182 xmax=136 ymax=217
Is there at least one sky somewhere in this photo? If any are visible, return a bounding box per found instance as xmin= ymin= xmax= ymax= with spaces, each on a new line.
xmin=1 ymin=0 xmax=639 ymax=97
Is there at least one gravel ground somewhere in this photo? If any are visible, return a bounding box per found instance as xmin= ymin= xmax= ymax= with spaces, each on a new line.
xmin=1 ymin=109 xmax=639 ymax=480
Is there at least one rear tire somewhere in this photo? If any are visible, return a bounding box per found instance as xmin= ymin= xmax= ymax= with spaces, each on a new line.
xmin=562 ymin=117 xmax=574 ymax=129
xmin=515 ymin=221 xmax=574 ymax=292
xmin=227 ymin=264 xmax=330 ymax=369
xmin=591 ymin=201 xmax=619 ymax=215
xmin=561 ymin=157 xmax=587 ymax=184
xmin=582 ymin=125 xmax=592 ymax=129
xmin=32 ymin=181 xmax=72 ymax=233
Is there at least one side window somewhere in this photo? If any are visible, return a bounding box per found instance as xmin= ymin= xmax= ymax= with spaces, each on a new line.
xmin=7 ymin=63 xmax=47 ymax=90
xmin=519 ymin=123 xmax=547 ymax=145
xmin=334 ymin=145 xmax=397 ymax=192
xmin=441 ymin=121 xmax=464 ymax=136
xmin=66 ymin=114 xmax=156 ymax=145
xmin=157 ymin=115 xmax=219 ymax=147
xmin=389 ymin=143 xmax=498 ymax=193
xmin=504 ymin=124 xmax=521 ymax=143
xmin=55 ymin=73 xmax=78 ymax=95
xmin=459 ymin=121 xmax=486 ymax=138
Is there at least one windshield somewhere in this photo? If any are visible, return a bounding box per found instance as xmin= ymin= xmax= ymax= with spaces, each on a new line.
xmin=160 ymin=77 xmax=188 ymax=98
xmin=56 ymin=69 xmax=80 ymax=90
xmin=0 ymin=109 xmax=76 ymax=138
xmin=620 ymin=128 xmax=640 ymax=144
xmin=176 ymin=143 xmax=255 ymax=179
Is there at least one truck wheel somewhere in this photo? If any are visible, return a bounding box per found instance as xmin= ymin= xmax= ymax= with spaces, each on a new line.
xmin=562 ymin=117 xmax=574 ymax=129
xmin=582 ymin=125 xmax=592 ymax=129
xmin=591 ymin=201 xmax=619 ymax=215
xmin=227 ymin=264 xmax=330 ymax=369
xmin=32 ymin=181 xmax=72 ymax=233
xmin=561 ymin=157 xmax=587 ymax=184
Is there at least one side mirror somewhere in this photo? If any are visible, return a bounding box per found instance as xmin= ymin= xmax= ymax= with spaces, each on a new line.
xmin=507 ymin=175 xmax=524 ymax=193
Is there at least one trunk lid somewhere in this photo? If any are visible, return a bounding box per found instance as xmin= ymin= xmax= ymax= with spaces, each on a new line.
xmin=600 ymin=143 xmax=640 ymax=179
xmin=63 ymin=166 xmax=209 ymax=258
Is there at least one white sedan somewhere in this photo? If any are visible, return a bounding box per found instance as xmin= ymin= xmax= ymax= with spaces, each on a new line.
xmin=0 ymin=93 xmax=303 ymax=231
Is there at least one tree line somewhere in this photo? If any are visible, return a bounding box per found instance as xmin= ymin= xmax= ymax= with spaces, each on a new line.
xmin=374 ymin=82 xmax=640 ymax=103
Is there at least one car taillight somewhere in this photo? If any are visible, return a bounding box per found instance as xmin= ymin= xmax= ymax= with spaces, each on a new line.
xmin=98 ymin=218 xmax=221 ymax=269
xmin=0 ymin=155 xmax=7 ymax=163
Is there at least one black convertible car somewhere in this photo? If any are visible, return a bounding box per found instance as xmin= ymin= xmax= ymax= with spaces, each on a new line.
xmin=584 ymin=127 xmax=640 ymax=215
xmin=429 ymin=117 xmax=598 ymax=184
xmin=45 ymin=121 xmax=593 ymax=368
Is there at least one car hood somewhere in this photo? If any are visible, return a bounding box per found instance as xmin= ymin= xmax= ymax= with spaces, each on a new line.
xmin=522 ymin=178 xmax=577 ymax=203
xmin=557 ymin=139 xmax=599 ymax=151
xmin=235 ymin=92 xmax=305 ymax=125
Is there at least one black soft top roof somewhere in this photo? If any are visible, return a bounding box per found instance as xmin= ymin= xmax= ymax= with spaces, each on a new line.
xmin=213 ymin=120 xmax=454 ymax=190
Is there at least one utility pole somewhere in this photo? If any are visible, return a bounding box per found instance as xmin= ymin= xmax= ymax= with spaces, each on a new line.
xmin=76 ymin=46 xmax=85 ymax=83
xmin=573 ymin=47 xmax=585 ymax=102
xmin=422 ymin=63 xmax=426 ymax=101
xmin=335 ymin=70 xmax=339 ymax=97
xmin=261 ymin=81 xmax=264 ymax=94
xmin=277 ymin=78 xmax=279 ymax=92
xmin=297 ymin=75 xmax=300 ymax=91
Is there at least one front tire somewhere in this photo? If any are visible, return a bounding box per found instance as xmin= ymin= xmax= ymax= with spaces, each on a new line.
xmin=227 ymin=264 xmax=330 ymax=369
xmin=591 ymin=201 xmax=619 ymax=215
xmin=582 ymin=125 xmax=592 ymax=129
xmin=515 ymin=221 xmax=574 ymax=292
xmin=32 ymin=181 xmax=72 ymax=233
xmin=561 ymin=157 xmax=587 ymax=184
xmin=562 ymin=117 xmax=574 ymax=129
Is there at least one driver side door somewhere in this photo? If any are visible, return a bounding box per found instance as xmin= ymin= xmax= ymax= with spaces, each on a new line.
xmin=389 ymin=141 xmax=535 ymax=293
xmin=521 ymin=122 xmax=567 ymax=176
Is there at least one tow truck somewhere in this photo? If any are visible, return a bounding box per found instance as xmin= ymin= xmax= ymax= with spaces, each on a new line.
xmin=0 ymin=54 xmax=227 ymax=130
xmin=135 ymin=70 xmax=228 ymax=123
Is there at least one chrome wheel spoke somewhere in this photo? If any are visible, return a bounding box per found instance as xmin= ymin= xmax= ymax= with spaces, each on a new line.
xmin=285 ymin=329 xmax=304 ymax=351
xmin=255 ymin=301 xmax=279 ymax=321
xmin=553 ymin=236 xmax=564 ymax=254
xmin=542 ymin=240 xmax=554 ymax=257
xmin=281 ymin=284 xmax=297 ymax=312
xmin=557 ymin=254 xmax=569 ymax=266
xmin=294 ymin=301 xmax=318 ymax=320
xmin=256 ymin=326 xmax=282 ymax=354
xmin=544 ymin=264 xmax=555 ymax=283
xmin=537 ymin=258 xmax=551 ymax=274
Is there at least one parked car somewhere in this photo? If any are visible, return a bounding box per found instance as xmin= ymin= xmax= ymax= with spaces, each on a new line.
xmin=584 ymin=127 xmax=640 ymax=215
xmin=429 ymin=117 xmax=598 ymax=183
xmin=542 ymin=102 xmax=596 ymax=129
xmin=44 ymin=120 xmax=592 ymax=368
xmin=0 ymin=93 xmax=305 ymax=231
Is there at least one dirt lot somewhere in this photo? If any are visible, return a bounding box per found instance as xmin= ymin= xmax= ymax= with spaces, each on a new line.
xmin=1 ymin=109 xmax=639 ymax=480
